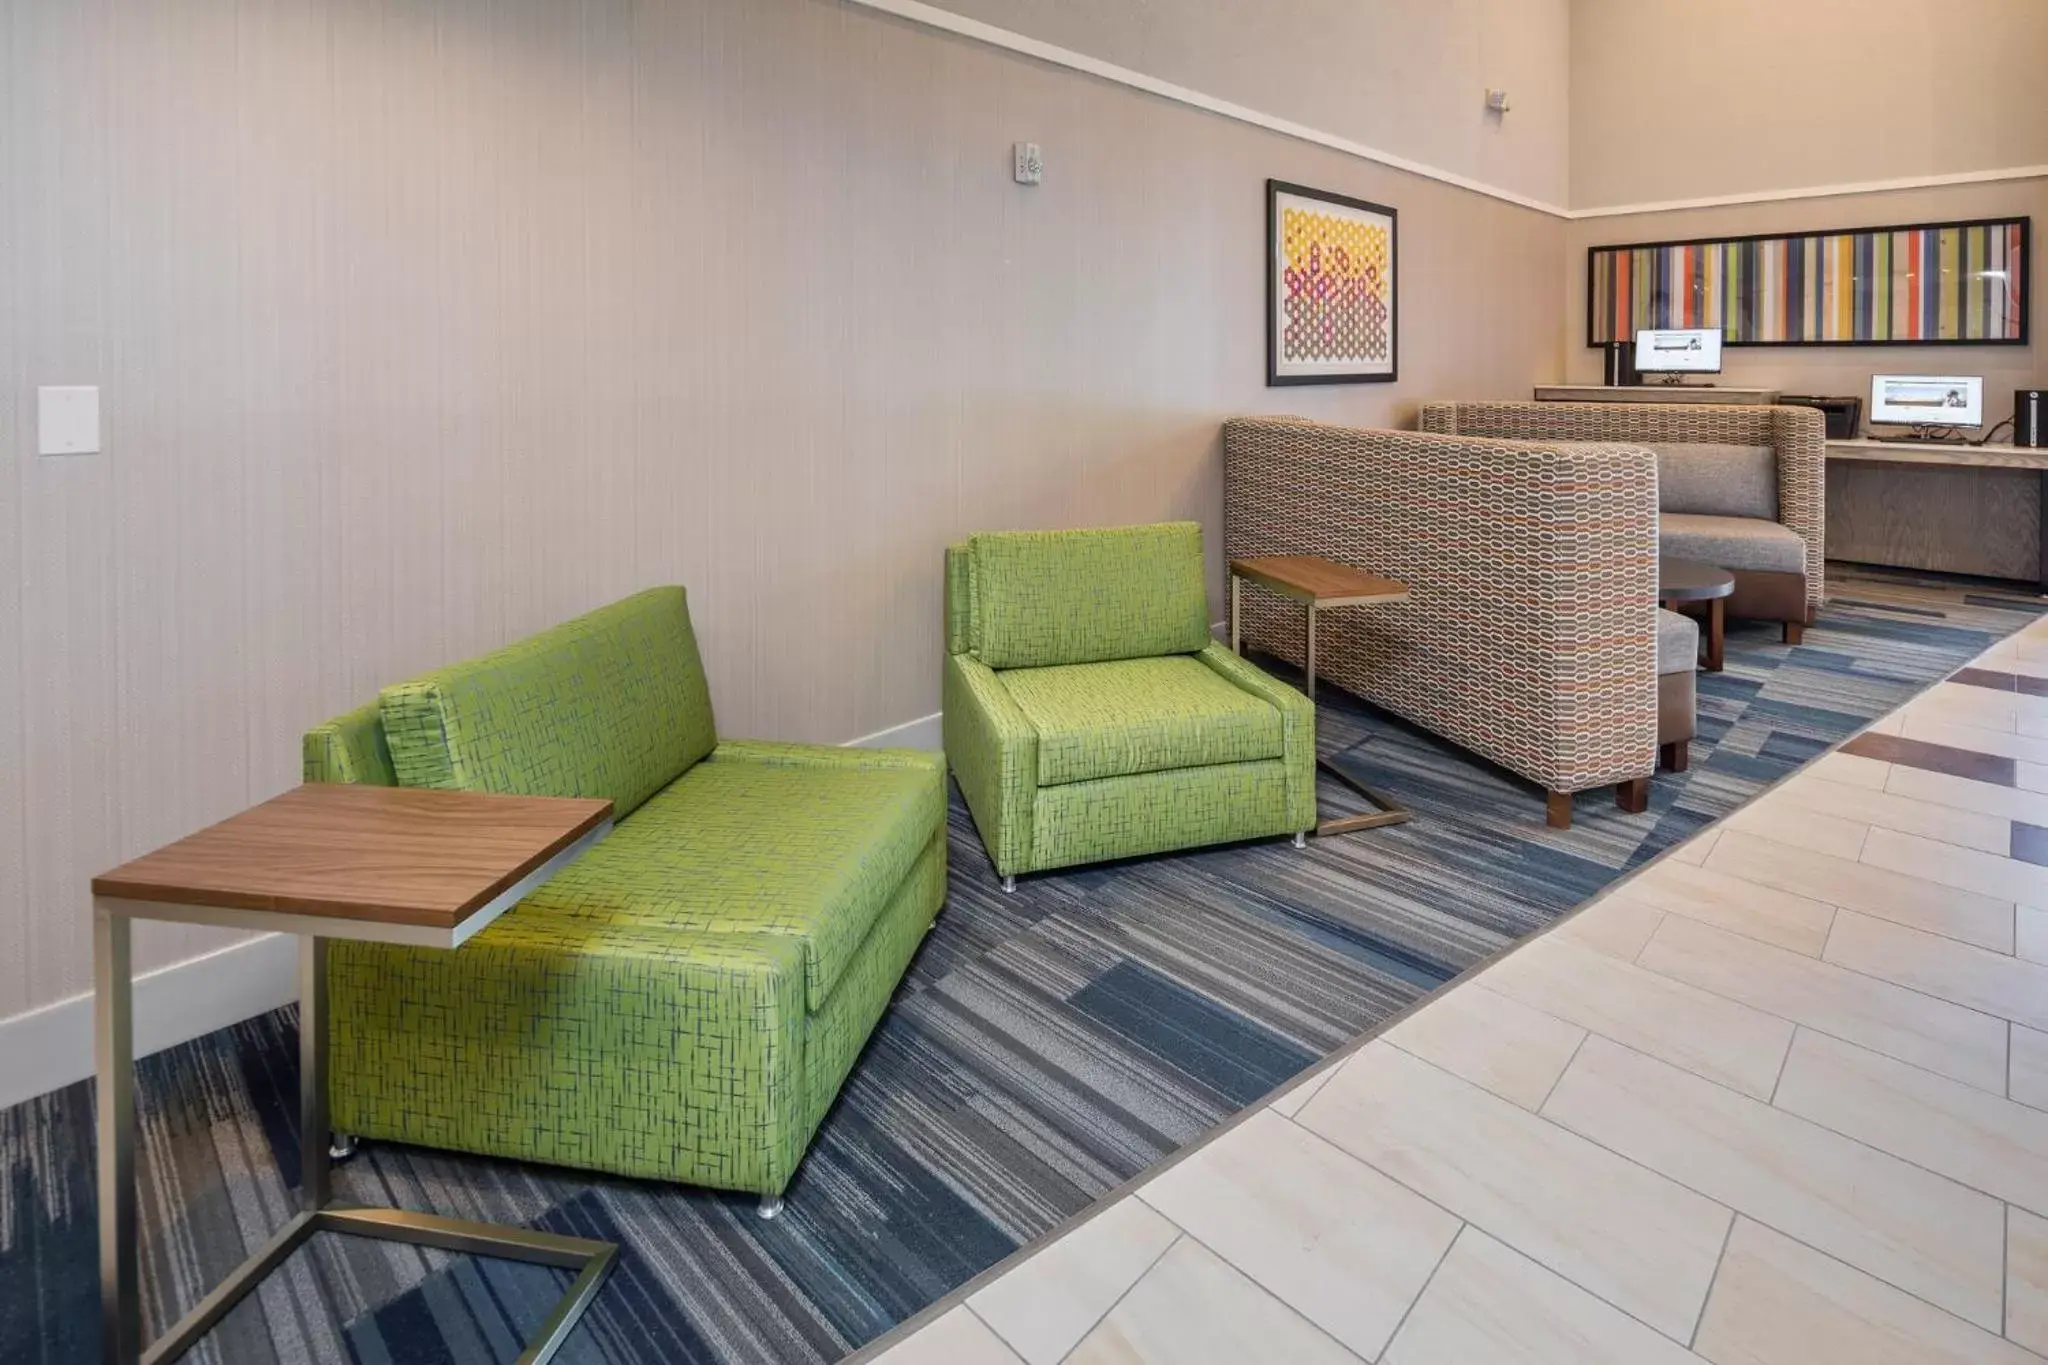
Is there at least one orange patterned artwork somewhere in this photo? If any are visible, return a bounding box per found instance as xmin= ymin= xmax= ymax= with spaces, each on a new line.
xmin=1267 ymin=180 xmax=1398 ymax=385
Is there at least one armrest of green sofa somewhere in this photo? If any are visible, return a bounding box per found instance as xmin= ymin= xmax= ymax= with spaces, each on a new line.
xmin=1196 ymin=643 xmax=1317 ymax=831
xmin=709 ymin=739 xmax=942 ymax=779
xmin=942 ymin=653 xmax=1037 ymax=876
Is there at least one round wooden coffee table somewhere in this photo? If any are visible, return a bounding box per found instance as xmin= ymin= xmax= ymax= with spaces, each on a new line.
xmin=1660 ymin=557 xmax=1735 ymax=672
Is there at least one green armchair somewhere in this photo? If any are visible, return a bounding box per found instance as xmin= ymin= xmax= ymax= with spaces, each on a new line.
xmin=943 ymin=522 xmax=1317 ymax=887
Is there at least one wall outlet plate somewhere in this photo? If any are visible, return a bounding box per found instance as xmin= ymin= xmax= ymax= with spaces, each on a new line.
xmin=1013 ymin=141 xmax=1043 ymax=185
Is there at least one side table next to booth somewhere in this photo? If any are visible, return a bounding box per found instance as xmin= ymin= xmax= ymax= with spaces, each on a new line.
xmin=1228 ymin=553 xmax=1415 ymax=837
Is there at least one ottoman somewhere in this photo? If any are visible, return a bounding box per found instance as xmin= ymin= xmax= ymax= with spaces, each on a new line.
xmin=1658 ymin=607 xmax=1700 ymax=772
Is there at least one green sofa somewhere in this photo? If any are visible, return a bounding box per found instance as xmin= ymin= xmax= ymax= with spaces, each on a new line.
xmin=943 ymin=522 xmax=1316 ymax=887
xmin=302 ymin=587 xmax=945 ymax=1212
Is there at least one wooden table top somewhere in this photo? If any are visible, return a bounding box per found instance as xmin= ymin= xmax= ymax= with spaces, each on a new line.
xmin=92 ymin=784 xmax=613 ymax=930
xmin=1230 ymin=555 xmax=1410 ymax=606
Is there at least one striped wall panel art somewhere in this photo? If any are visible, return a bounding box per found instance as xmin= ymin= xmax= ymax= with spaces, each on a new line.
xmin=1588 ymin=217 xmax=2029 ymax=346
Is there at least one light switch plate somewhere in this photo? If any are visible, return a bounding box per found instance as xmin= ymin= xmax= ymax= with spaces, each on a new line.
xmin=38 ymin=386 xmax=101 ymax=456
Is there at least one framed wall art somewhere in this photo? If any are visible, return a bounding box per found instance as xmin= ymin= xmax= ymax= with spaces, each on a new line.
xmin=1587 ymin=216 xmax=2029 ymax=348
xmin=1268 ymin=180 xmax=1398 ymax=384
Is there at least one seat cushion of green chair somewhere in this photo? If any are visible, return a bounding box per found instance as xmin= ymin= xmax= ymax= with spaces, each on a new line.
xmin=998 ymin=655 xmax=1287 ymax=787
xmin=511 ymin=747 xmax=942 ymax=1010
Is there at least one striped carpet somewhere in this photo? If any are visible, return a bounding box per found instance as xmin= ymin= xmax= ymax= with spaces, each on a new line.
xmin=3 ymin=567 xmax=2040 ymax=1365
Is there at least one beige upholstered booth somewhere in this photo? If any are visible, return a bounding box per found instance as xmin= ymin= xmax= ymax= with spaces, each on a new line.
xmin=1418 ymin=402 xmax=1826 ymax=641
xmin=1224 ymin=416 xmax=1681 ymax=828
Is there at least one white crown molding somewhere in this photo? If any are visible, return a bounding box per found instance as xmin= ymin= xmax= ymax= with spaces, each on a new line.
xmin=841 ymin=0 xmax=1572 ymax=218
xmin=844 ymin=0 xmax=2047 ymax=224
xmin=1570 ymin=165 xmax=2048 ymax=220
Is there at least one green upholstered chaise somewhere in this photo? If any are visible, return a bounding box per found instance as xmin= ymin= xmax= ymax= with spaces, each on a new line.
xmin=302 ymin=587 xmax=945 ymax=1212
xmin=943 ymin=522 xmax=1316 ymax=887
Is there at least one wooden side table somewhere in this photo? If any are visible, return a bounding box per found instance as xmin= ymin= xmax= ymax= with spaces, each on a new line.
xmin=1228 ymin=554 xmax=1415 ymax=836
xmin=90 ymin=783 xmax=616 ymax=1365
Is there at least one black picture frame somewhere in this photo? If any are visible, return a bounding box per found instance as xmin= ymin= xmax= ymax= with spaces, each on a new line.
xmin=1267 ymin=179 xmax=1399 ymax=386
xmin=1585 ymin=215 xmax=2031 ymax=350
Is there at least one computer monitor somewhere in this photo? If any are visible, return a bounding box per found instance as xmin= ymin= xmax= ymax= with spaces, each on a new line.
xmin=1869 ymin=374 xmax=1984 ymax=429
xmin=1633 ymin=328 xmax=1723 ymax=374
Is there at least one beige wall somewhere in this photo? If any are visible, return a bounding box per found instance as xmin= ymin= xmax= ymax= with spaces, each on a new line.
xmin=1571 ymin=0 xmax=2048 ymax=209
xmin=1564 ymin=179 xmax=2046 ymax=416
xmin=911 ymin=0 xmax=1572 ymax=207
xmin=0 ymin=0 xmax=1565 ymax=1025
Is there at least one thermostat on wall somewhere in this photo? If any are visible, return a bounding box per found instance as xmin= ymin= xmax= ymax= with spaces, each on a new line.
xmin=1013 ymin=142 xmax=1043 ymax=185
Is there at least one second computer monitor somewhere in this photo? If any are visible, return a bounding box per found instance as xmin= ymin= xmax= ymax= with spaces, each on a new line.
xmin=1633 ymin=328 xmax=1723 ymax=375
xmin=1869 ymin=374 xmax=1984 ymax=429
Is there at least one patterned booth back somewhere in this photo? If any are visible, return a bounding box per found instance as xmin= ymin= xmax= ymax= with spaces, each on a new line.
xmin=1223 ymin=417 xmax=1660 ymax=795
xmin=1420 ymin=401 xmax=1826 ymax=615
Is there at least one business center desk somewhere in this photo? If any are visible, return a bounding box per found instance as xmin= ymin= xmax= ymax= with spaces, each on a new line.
xmin=1826 ymin=438 xmax=2048 ymax=589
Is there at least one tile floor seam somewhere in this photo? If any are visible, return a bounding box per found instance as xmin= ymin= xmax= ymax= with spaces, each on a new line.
xmin=1590 ymin=924 xmax=2016 ymax=1097
xmin=1533 ymin=1031 xmax=1590 ymax=1112
xmin=1368 ymin=1219 xmax=1467 ymax=1364
xmin=1764 ymin=1025 xmax=1794 ymax=1107
xmin=1687 ymin=1208 xmax=1740 ymax=1351
xmin=1857 ymin=830 xmax=2048 ymax=923
xmin=1598 ymin=882 xmax=1834 ymax=962
xmin=961 ymin=1304 xmax=1021 ymax=1365
xmin=1045 ymin=1231 xmax=1188 ymax=1365
xmin=1158 ymin=1225 xmax=1378 ymax=1365
xmin=1699 ymin=851 xmax=2016 ymax=957
xmin=1765 ymin=1026 xmax=2048 ymax=1214
xmin=1362 ymin=1041 xmax=1743 ymax=1340
xmin=1271 ymin=1106 xmax=1475 ymax=1239
xmin=1823 ymin=910 xmax=2048 ymax=1013
xmin=1540 ymin=1035 xmax=2011 ymax=1335
xmin=1745 ymin=787 xmax=2015 ymax=860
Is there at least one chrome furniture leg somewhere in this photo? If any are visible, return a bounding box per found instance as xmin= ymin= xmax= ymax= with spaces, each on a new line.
xmin=300 ymin=937 xmax=329 ymax=1211
xmin=97 ymin=913 xmax=619 ymax=1365
xmin=329 ymin=1133 xmax=360 ymax=1163
xmin=757 ymin=1195 xmax=785 ymax=1220
xmin=95 ymin=906 xmax=140 ymax=1365
xmin=1000 ymin=875 xmax=1016 ymax=893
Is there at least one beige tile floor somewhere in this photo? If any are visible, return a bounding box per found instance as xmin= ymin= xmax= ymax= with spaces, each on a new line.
xmin=852 ymin=611 xmax=2048 ymax=1365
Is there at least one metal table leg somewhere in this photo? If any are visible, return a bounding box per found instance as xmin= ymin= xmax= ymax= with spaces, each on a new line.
xmin=97 ymin=913 xmax=619 ymax=1365
xmin=1301 ymin=603 xmax=1413 ymax=837
xmin=95 ymin=907 xmax=140 ymax=1365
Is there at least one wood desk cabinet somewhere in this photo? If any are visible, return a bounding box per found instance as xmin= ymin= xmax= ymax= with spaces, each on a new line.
xmin=1824 ymin=439 xmax=2048 ymax=589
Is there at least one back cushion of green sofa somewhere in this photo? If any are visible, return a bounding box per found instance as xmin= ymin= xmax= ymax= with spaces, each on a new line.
xmin=303 ymin=698 xmax=398 ymax=786
xmin=970 ymin=522 xmax=1210 ymax=669
xmin=379 ymin=586 xmax=717 ymax=820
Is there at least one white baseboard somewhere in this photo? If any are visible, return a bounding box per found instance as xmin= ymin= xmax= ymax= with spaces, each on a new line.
xmin=0 ymin=932 xmax=299 ymax=1111
xmin=0 ymin=711 xmax=951 ymax=1110
xmin=846 ymin=710 xmax=943 ymax=751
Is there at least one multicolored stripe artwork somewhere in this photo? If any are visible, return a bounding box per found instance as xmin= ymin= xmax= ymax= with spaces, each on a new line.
xmin=1588 ymin=218 xmax=2029 ymax=346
